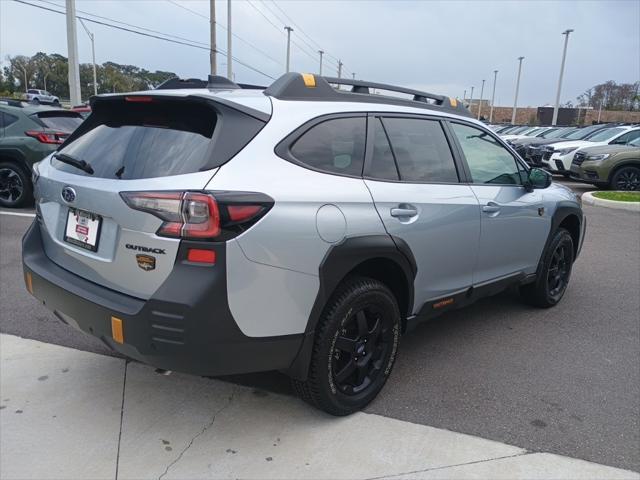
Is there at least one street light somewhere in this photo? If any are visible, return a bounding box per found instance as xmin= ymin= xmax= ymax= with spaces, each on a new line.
xmin=477 ymin=79 xmax=486 ymax=120
xmin=78 ymin=18 xmax=97 ymax=96
xmin=511 ymin=56 xmax=524 ymax=124
xmin=552 ymin=29 xmax=574 ymax=126
xmin=489 ymin=70 xmax=498 ymax=122
xmin=318 ymin=50 xmax=324 ymax=76
xmin=469 ymin=86 xmax=474 ymax=110
xmin=285 ymin=26 xmax=293 ymax=73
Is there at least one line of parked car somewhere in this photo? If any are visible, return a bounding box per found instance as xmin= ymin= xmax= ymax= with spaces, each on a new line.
xmin=489 ymin=122 xmax=640 ymax=191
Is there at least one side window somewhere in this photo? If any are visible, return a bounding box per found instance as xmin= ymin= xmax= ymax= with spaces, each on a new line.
xmin=614 ymin=130 xmax=640 ymax=145
xmin=2 ymin=113 xmax=18 ymax=128
xmin=368 ymin=118 xmax=399 ymax=180
xmin=381 ymin=117 xmax=459 ymax=183
xmin=28 ymin=89 xmax=38 ymax=94
xmin=450 ymin=122 xmax=523 ymax=185
xmin=290 ymin=117 xmax=365 ymax=176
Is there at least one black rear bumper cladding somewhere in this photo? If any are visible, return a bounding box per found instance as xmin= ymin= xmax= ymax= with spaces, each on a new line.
xmin=22 ymin=220 xmax=303 ymax=377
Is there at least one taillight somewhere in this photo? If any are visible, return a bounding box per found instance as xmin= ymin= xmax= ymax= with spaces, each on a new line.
xmin=120 ymin=191 xmax=272 ymax=241
xmin=25 ymin=130 xmax=67 ymax=144
xmin=125 ymin=96 xmax=154 ymax=102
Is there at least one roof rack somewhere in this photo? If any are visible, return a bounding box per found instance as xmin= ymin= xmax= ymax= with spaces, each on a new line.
xmin=263 ymin=73 xmax=471 ymax=117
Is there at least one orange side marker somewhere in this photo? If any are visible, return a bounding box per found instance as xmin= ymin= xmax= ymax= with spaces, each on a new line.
xmin=111 ymin=317 xmax=124 ymax=344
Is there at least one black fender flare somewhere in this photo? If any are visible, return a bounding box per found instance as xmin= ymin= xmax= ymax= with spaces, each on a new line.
xmin=285 ymin=234 xmax=416 ymax=380
xmin=538 ymin=203 xmax=584 ymax=271
xmin=0 ymin=148 xmax=31 ymax=175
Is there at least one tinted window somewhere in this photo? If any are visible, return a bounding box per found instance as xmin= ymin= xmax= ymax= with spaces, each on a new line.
xmin=1 ymin=112 xmax=19 ymax=128
xmin=36 ymin=112 xmax=83 ymax=132
xmin=382 ymin=118 xmax=458 ymax=183
xmin=368 ymin=118 xmax=399 ymax=180
xmin=451 ymin=123 xmax=523 ymax=185
xmin=290 ymin=117 xmax=365 ymax=176
xmin=587 ymin=127 xmax=626 ymax=142
xmin=53 ymin=100 xmax=217 ymax=179
xmin=611 ymin=129 xmax=640 ymax=144
xmin=27 ymin=89 xmax=39 ymax=94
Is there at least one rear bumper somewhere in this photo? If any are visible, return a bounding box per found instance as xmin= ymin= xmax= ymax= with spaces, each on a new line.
xmin=22 ymin=220 xmax=304 ymax=377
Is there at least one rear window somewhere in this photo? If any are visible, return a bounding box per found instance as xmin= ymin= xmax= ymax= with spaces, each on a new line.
xmin=53 ymin=100 xmax=218 ymax=180
xmin=35 ymin=112 xmax=84 ymax=132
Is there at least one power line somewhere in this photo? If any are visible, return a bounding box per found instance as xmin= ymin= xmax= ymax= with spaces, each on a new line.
xmin=13 ymin=0 xmax=276 ymax=80
xmin=164 ymin=0 xmax=284 ymax=67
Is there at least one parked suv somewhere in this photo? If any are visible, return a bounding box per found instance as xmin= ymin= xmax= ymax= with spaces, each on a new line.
xmin=25 ymin=89 xmax=60 ymax=105
xmin=570 ymin=136 xmax=640 ymax=190
xmin=0 ymin=99 xmax=83 ymax=207
xmin=541 ymin=125 xmax=640 ymax=175
xmin=22 ymin=73 xmax=585 ymax=415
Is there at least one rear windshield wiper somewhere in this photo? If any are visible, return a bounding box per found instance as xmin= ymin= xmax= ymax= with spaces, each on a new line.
xmin=53 ymin=153 xmax=94 ymax=175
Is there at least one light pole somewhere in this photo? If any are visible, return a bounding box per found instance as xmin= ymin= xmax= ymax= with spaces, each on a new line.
xmin=511 ymin=56 xmax=524 ymax=124
xmin=469 ymin=86 xmax=474 ymax=111
xmin=210 ymin=0 xmax=217 ymax=75
xmin=285 ymin=26 xmax=293 ymax=73
xmin=78 ymin=18 xmax=97 ymax=96
xmin=463 ymin=89 xmax=466 ymax=101
xmin=477 ymin=79 xmax=486 ymax=120
xmin=318 ymin=50 xmax=324 ymax=76
xmin=552 ymin=29 xmax=574 ymax=126
xmin=65 ymin=0 xmax=82 ymax=105
xmin=489 ymin=70 xmax=498 ymax=122
xmin=337 ymin=60 xmax=343 ymax=79
xmin=352 ymin=73 xmax=356 ymax=80
xmin=226 ymin=0 xmax=232 ymax=80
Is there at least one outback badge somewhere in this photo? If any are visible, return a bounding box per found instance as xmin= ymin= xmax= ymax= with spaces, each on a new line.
xmin=136 ymin=254 xmax=156 ymax=271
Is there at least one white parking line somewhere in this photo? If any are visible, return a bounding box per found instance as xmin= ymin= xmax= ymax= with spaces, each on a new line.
xmin=0 ymin=211 xmax=36 ymax=218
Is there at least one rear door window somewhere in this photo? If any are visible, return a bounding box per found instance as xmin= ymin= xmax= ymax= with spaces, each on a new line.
xmin=381 ymin=117 xmax=459 ymax=183
xmin=368 ymin=118 xmax=399 ymax=181
xmin=288 ymin=117 xmax=366 ymax=176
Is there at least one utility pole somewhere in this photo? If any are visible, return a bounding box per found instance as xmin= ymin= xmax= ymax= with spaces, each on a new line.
xmin=338 ymin=60 xmax=343 ymax=79
xmin=597 ymin=101 xmax=603 ymax=123
xmin=511 ymin=56 xmax=524 ymax=124
xmin=477 ymin=79 xmax=486 ymax=120
xmin=78 ymin=18 xmax=97 ymax=96
xmin=285 ymin=26 xmax=293 ymax=73
xmin=489 ymin=70 xmax=498 ymax=122
xmin=318 ymin=50 xmax=324 ymax=76
xmin=463 ymin=89 xmax=466 ymax=101
xmin=226 ymin=0 xmax=232 ymax=80
xmin=469 ymin=86 xmax=474 ymax=110
xmin=210 ymin=0 xmax=217 ymax=75
xmin=65 ymin=0 xmax=82 ymax=105
xmin=552 ymin=29 xmax=574 ymax=126
xmin=352 ymin=73 xmax=356 ymax=80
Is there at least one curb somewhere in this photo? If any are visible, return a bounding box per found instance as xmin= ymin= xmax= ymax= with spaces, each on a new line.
xmin=582 ymin=191 xmax=640 ymax=212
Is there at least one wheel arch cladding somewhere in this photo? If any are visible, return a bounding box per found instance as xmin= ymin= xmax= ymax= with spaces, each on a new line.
xmin=558 ymin=214 xmax=581 ymax=258
xmin=546 ymin=204 xmax=583 ymax=263
xmin=284 ymin=234 xmax=416 ymax=380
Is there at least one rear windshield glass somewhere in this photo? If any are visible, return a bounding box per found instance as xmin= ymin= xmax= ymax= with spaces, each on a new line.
xmin=52 ymin=100 xmax=217 ymax=180
xmin=36 ymin=112 xmax=84 ymax=132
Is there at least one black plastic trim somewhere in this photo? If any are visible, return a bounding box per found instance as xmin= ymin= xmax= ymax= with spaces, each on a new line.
xmin=23 ymin=221 xmax=304 ymax=377
xmin=285 ymin=234 xmax=416 ymax=380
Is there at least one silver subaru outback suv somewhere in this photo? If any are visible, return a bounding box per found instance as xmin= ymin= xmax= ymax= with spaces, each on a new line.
xmin=22 ymin=73 xmax=585 ymax=415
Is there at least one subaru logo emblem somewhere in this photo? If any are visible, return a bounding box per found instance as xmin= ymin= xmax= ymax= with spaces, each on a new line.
xmin=61 ymin=186 xmax=76 ymax=203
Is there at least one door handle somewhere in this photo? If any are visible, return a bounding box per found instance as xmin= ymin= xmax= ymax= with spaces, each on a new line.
xmin=482 ymin=202 xmax=501 ymax=214
xmin=390 ymin=205 xmax=418 ymax=218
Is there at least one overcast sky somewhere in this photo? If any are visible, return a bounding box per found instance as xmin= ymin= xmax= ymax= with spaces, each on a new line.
xmin=1 ymin=0 xmax=639 ymax=106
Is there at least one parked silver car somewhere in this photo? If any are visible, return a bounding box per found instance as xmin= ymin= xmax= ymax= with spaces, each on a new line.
xmin=22 ymin=73 xmax=586 ymax=415
xmin=25 ymin=89 xmax=60 ymax=105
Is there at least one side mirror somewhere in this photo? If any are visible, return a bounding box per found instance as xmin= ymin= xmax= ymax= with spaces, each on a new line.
xmin=526 ymin=168 xmax=552 ymax=191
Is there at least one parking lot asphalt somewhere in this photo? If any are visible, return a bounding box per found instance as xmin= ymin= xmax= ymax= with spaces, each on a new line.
xmin=1 ymin=179 xmax=638 ymax=472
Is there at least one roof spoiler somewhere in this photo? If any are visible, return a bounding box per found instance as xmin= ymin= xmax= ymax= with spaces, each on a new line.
xmin=156 ymin=75 xmax=243 ymax=90
xmin=263 ymin=73 xmax=472 ymax=117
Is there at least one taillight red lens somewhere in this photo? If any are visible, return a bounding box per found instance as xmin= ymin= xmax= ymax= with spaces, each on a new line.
xmin=120 ymin=191 xmax=272 ymax=242
xmin=125 ymin=96 xmax=153 ymax=102
xmin=25 ymin=130 xmax=67 ymax=144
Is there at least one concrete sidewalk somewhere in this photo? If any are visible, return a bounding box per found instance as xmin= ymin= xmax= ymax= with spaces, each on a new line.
xmin=0 ymin=334 xmax=638 ymax=480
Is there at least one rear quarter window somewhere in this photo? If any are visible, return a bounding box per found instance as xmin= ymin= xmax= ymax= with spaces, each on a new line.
xmin=285 ymin=116 xmax=366 ymax=177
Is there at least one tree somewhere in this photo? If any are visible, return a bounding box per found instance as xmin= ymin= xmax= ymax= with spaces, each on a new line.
xmin=577 ymin=81 xmax=640 ymax=111
xmin=8 ymin=55 xmax=36 ymax=92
